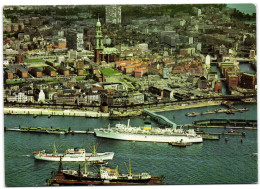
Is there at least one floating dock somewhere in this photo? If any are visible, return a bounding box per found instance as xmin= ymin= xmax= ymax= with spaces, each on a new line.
xmin=193 ymin=119 xmax=257 ymax=128
xmin=201 ymin=135 xmax=220 ymax=140
xmin=197 ymin=131 xmax=245 ymax=136
xmin=185 ymin=108 xmax=249 ymax=117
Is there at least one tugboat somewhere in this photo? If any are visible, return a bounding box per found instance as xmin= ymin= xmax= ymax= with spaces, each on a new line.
xmin=46 ymin=159 xmax=165 ymax=185
xmin=33 ymin=143 xmax=114 ymax=162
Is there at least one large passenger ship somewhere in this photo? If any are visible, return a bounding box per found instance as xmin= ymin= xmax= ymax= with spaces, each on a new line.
xmin=94 ymin=120 xmax=203 ymax=143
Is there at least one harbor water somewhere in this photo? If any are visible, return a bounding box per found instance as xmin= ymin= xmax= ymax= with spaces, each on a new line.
xmin=4 ymin=103 xmax=257 ymax=186
xmin=227 ymin=4 xmax=256 ymax=15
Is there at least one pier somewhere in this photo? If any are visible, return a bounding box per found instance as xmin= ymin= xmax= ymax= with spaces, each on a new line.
xmin=143 ymin=109 xmax=177 ymax=129
xmin=4 ymin=127 xmax=94 ymax=135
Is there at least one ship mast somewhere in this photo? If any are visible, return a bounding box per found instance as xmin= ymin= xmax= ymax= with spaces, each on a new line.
xmin=93 ymin=144 xmax=97 ymax=155
xmin=84 ymin=159 xmax=88 ymax=174
xmin=124 ymin=159 xmax=132 ymax=176
xmin=78 ymin=164 xmax=82 ymax=181
xmin=115 ymin=165 xmax=119 ymax=177
xmin=87 ymin=143 xmax=99 ymax=156
xmin=53 ymin=142 xmax=57 ymax=154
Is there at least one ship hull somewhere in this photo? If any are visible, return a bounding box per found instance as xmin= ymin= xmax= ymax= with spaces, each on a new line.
xmin=62 ymin=174 xmax=151 ymax=183
xmin=94 ymin=130 xmax=203 ymax=143
xmin=34 ymin=152 xmax=114 ymax=162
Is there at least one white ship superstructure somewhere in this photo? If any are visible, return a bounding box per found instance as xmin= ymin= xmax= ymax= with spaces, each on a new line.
xmin=94 ymin=120 xmax=203 ymax=143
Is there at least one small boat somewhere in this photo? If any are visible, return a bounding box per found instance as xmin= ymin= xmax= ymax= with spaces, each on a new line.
xmin=195 ymin=128 xmax=201 ymax=132
xmin=169 ymin=140 xmax=192 ymax=147
xmin=185 ymin=113 xmax=197 ymax=117
xmin=228 ymin=129 xmax=236 ymax=133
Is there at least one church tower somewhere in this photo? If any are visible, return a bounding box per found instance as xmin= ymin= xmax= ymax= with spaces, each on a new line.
xmin=94 ymin=17 xmax=104 ymax=63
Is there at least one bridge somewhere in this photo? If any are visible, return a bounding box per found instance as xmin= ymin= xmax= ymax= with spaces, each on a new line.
xmin=143 ymin=109 xmax=177 ymax=130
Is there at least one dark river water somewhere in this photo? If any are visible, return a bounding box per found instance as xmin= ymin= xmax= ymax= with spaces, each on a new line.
xmin=4 ymin=103 xmax=257 ymax=186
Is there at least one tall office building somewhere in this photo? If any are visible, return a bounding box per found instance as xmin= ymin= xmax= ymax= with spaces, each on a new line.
xmin=105 ymin=5 xmax=121 ymax=25
xmin=66 ymin=30 xmax=84 ymax=51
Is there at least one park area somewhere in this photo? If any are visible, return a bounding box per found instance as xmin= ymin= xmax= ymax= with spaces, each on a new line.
xmin=100 ymin=68 xmax=121 ymax=76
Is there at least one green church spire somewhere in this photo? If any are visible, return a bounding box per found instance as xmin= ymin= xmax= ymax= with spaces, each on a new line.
xmin=95 ymin=17 xmax=104 ymax=50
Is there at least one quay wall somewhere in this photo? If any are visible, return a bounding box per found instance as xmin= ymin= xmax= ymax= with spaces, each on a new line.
xmin=4 ymin=108 xmax=109 ymax=118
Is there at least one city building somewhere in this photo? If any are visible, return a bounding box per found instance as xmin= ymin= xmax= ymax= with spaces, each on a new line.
xmin=38 ymin=90 xmax=45 ymax=102
xmin=30 ymin=68 xmax=42 ymax=78
xmin=15 ymin=55 xmax=25 ymax=63
xmin=58 ymin=66 xmax=70 ymax=76
xmin=7 ymin=92 xmax=27 ymax=103
xmin=162 ymin=67 xmax=169 ymax=79
xmin=149 ymin=86 xmax=163 ymax=97
xmin=214 ymin=80 xmax=222 ymax=93
xmin=105 ymin=5 xmax=121 ymax=25
xmin=55 ymin=38 xmax=67 ymax=49
xmin=16 ymin=66 xmax=28 ymax=78
xmin=198 ymin=76 xmax=208 ymax=89
xmin=66 ymin=30 xmax=84 ymax=51
xmin=128 ymin=92 xmax=144 ymax=105
xmin=5 ymin=70 xmax=14 ymax=79
xmin=44 ymin=66 xmax=56 ymax=77
xmin=163 ymin=89 xmax=175 ymax=99
xmin=240 ymin=73 xmax=256 ymax=89
xmin=227 ymin=74 xmax=239 ymax=88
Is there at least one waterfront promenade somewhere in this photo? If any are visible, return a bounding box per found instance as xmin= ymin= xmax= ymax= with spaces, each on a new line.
xmin=4 ymin=107 xmax=109 ymax=117
xmin=4 ymin=101 xmax=223 ymax=118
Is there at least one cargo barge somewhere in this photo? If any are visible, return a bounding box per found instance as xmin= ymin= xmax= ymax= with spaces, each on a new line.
xmin=193 ymin=119 xmax=257 ymax=127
